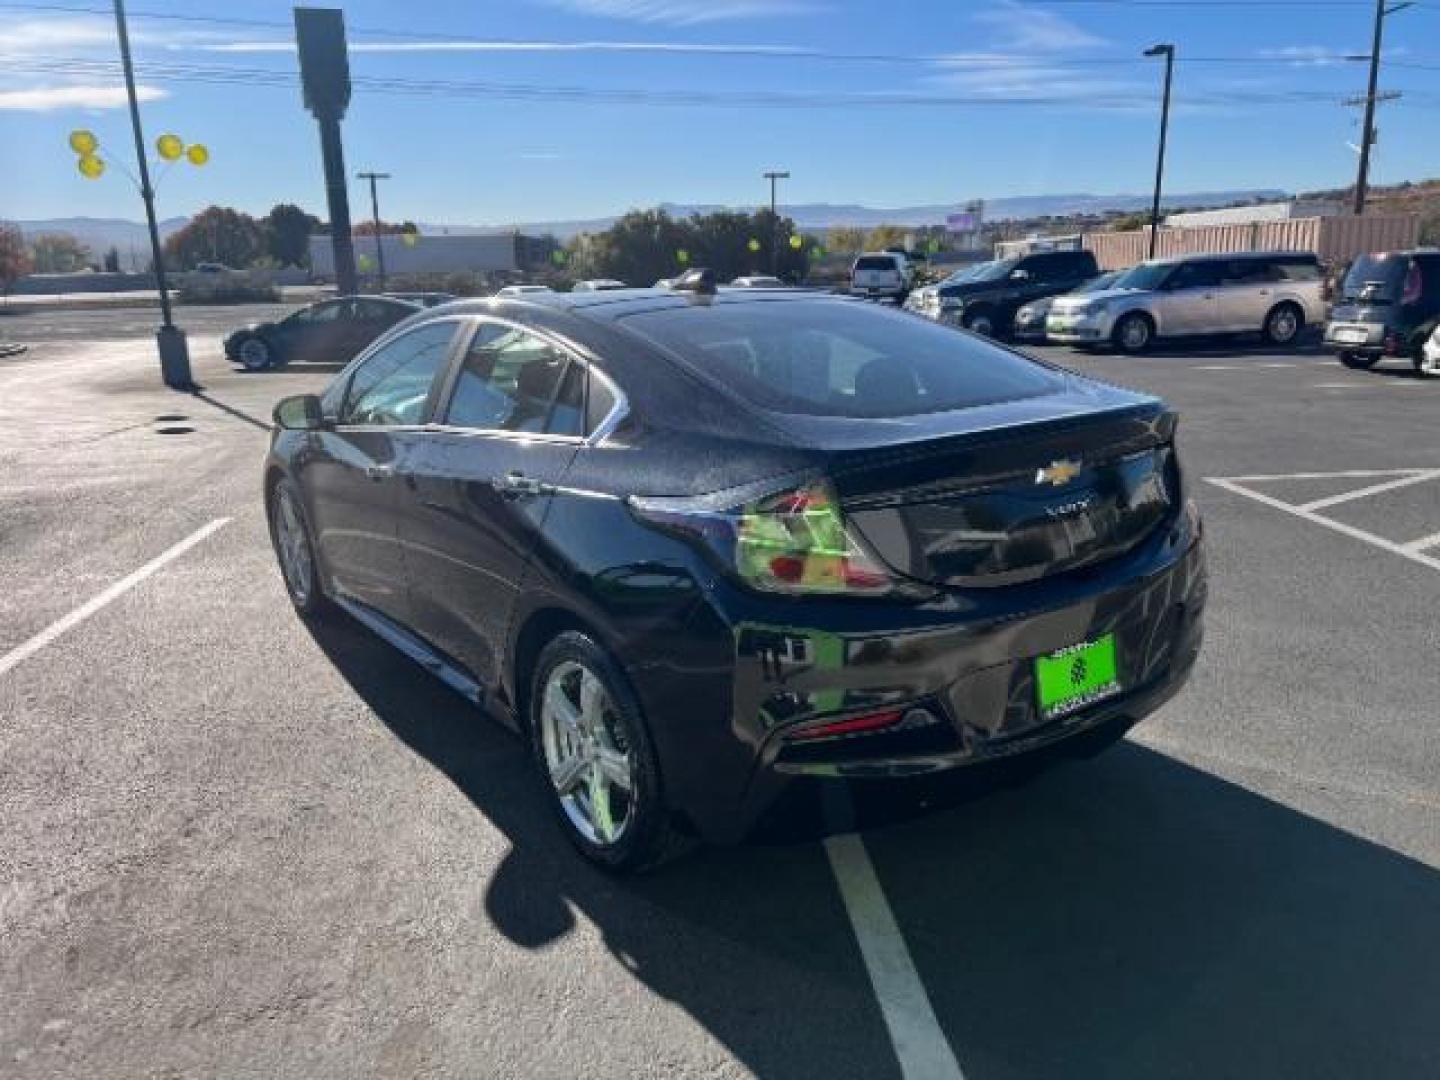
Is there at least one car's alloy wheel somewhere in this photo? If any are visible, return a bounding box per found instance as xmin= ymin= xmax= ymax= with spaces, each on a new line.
xmin=269 ymin=480 xmax=327 ymax=617
xmin=539 ymin=659 xmax=636 ymax=846
xmin=1263 ymin=304 xmax=1301 ymax=346
xmin=529 ymin=632 xmax=685 ymax=872
xmin=1115 ymin=313 xmax=1152 ymax=353
xmin=237 ymin=336 xmax=273 ymax=371
xmin=963 ymin=312 xmax=995 ymax=337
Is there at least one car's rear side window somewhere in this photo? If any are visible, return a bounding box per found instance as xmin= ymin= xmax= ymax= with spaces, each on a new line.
xmin=444 ymin=323 xmax=585 ymax=436
xmin=620 ymin=300 xmax=1063 ymax=419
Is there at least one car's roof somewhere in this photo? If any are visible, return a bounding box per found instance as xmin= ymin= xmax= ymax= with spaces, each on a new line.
xmin=418 ymin=285 xmax=847 ymax=325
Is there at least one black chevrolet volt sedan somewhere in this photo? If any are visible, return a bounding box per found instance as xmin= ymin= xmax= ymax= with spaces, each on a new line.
xmin=264 ymin=277 xmax=1206 ymax=871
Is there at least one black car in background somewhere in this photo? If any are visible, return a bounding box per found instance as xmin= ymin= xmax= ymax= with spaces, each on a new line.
xmin=1325 ymin=250 xmax=1440 ymax=370
xmin=225 ymin=295 xmax=419 ymax=371
xmin=910 ymin=250 xmax=1101 ymax=338
xmin=264 ymin=281 xmax=1206 ymax=871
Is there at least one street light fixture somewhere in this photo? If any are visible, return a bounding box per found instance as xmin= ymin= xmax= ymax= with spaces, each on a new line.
xmin=1143 ymin=43 xmax=1175 ymax=261
xmin=762 ymin=169 xmax=790 ymax=275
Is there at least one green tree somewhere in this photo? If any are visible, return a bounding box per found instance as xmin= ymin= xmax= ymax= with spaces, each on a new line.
xmin=354 ymin=219 xmax=418 ymax=236
xmin=590 ymin=209 xmax=692 ymax=286
xmin=864 ymin=225 xmax=908 ymax=252
xmin=0 ymin=224 xmax=32 ymax=294
xmin=1108 ymin=212 xmax=1150 ymax=232
xmin=826 ymin=226 xmax=866 ymax=255
xmin=29 ymin=232 xmax=90 ymax=273
xmin=263 ymin=203 xmax=322 ymax=267
xmin=163 ymin=206 xmax=265 ymax=269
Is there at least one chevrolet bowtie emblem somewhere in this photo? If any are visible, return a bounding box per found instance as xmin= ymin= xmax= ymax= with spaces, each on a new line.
xmin=1036 ymin=459 xmax=1082 ymax=487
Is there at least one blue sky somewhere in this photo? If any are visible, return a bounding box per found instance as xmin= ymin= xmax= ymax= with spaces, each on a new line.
xmin=2 ymin=0 xmax=1437 ymax=225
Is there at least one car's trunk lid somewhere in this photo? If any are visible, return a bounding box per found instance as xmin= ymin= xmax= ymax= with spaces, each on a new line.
xmin=814 ymin=385 xmax=1176 ymax=588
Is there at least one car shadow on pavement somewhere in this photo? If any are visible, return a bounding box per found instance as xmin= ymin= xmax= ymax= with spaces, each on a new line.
xmin=307 ymin=615 xmax=1440 ymax=1079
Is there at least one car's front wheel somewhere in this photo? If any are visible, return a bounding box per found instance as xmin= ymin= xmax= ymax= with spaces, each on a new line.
xmin=962 ymin=310 xmax=996 ymax=337
xmin=267 ymin=478 xmax=329 ymax=618
xmin=1113 ymin=311 xmax=1154 ymax=353
xmin=530 ymin=631 xmax=684 ymax=872
xmin=235 ymin=334 xmax=275 ymax=371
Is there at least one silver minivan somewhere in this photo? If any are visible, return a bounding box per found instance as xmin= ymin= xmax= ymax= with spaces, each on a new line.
xmin=1047 ymin=251 xmax=1325 ymax=352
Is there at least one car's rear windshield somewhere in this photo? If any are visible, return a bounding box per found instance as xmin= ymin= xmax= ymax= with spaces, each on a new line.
xmin=620 ymin=299 xmax=1064 ymax=419
xmin=1343 ymin=254 xmax=1410 ymax=301
xmin=854 ymin=256 xmax=898 ymax=272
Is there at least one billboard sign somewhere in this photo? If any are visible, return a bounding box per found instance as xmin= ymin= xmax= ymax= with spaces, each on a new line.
xmin=946 ymin=211 xmax=980 ymax=234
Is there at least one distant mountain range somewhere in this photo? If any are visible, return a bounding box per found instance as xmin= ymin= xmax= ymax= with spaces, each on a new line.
xmin=10 ymin=189 xmax=1289 ymax=251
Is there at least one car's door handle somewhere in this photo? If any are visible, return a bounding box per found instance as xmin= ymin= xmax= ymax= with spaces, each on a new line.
xmin=495 ymin=471 xmax=551 ymax=498
xmin=365 ymin=464 xmax=394 ymax=482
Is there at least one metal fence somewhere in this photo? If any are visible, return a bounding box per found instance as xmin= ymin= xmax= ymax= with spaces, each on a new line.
xmin=1078 ymin=214 xmax=1420 ymax=271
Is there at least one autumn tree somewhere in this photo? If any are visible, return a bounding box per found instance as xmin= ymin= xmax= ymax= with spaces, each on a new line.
xmin=826 ymin=226 xmax=866 ymax=254
xmin=864 ymin=225 xmax=909 ymax=252
xmin=0 ymin=224 xmax=32 ymax=294
xmin=28 ymin=232 xmax=90 ymax=273
xmin=163 ymin=206 xmax=265 ymax=269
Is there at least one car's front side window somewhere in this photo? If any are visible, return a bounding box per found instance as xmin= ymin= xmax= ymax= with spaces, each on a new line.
xmin=444 ymin=323 xmax=583 ymax=436
xmin=338 ymin=321 xmax=458 ymax=427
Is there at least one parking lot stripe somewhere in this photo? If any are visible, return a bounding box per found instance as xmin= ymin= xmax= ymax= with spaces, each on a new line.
xmin=1205 ymin=478 xmax=1440 ymax=574
xmin=1223 ymin=468 xmax=1429 ymax=483
xmin=1401 ymin=529 xmax=1440 ymax=554
xmin=1297 ymin=469 xmax=1440 ymax=512
xmin=824 ymin=833 xmax=966 ymax=1080
xmin=0 ymin=518 xmax=231 ymax=680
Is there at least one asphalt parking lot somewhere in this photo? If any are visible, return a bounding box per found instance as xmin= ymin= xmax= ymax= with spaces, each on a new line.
xmin=2 ymin=308 xmax=1438 ymax=1079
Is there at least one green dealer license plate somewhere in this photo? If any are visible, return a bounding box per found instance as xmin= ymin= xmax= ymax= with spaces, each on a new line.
xmin=1035 ymin=634 xmax=1121 ymax=720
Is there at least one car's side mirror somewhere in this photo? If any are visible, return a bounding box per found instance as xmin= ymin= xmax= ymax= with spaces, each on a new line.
xmin=1010 ymin=269 xmax=1031 ymax=282
xmin=273 ymin=393 xmax=327 ymax=431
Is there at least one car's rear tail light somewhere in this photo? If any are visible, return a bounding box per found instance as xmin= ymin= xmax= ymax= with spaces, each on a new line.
xmin=1402 ymin=262 xmax=1423 ymax=307
xmin=785 ymin=705 xmax=942 ymax=743
xmin=629 ymin=477 xmax=913 ymax=598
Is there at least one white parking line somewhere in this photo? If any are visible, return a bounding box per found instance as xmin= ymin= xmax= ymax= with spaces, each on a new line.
xmin=1401 ymin=529 xmax=1440 ymax=554
xmin=1298 ymin=469 xmax=1440 ymax=512
xmin=1225 ymin=468 xmax=1429 ymax=483
xmin=825 ymin=833 xmax=966 ymax=1080
xmin=0 ymin=518 xmax=231 ymax=679
xmin=1205 ymin=478 xmax=1440 ymax=574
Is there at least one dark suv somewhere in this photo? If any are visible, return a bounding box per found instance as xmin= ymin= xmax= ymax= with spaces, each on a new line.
xmin=1325 ymin=250 xmax=1440 ymax=371
xmin=909 ymin=250 xmax=1101 ymax=338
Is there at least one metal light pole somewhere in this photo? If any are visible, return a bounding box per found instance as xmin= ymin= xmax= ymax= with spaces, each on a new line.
xmin=1144 ymin=44 xmax=1175 ymax=261
xmin=763 ymin=169 xmax=789 ymax=275
xmin=113 ymin=0 xmax=190 ymax=387
xmin=1353 ymin=0 xmax=1413 ymax=215
xmin=357 ymin=171 xmax=390 ymax=290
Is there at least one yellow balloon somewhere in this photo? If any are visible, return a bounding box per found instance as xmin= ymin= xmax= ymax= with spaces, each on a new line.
xmin=676 ymin=249 xmax=690 ymax=265
xmin=747 ymin=239 xmax=761 ymax=253
xmin=156 ymin=133 xmax=184 ymax=161
xmin=185 ymin=143 xmax=209 ymax=166
xmin=69 ymin=129 xmax=97 ymax=155
xmin=77 ymin=154 xmax=105 ymax=180
xmin=788 ymin=234 xmax=803 ymax=250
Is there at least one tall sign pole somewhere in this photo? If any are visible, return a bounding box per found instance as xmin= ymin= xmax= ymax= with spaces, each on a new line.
xmin=763 ymin=170 xmax=789 ymax=276
xmin=113 ymin=0 xmax=191 ymax=387
xmin=295 ymin=8 xmax=357 ymax=296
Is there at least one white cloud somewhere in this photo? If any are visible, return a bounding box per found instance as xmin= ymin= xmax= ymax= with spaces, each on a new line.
xmin=971 ymin=0 xmax=1107 ymax=53
xmin=0 ymin=84 xmax=166 ymax=111
xmin=536 ymin=0 xmax=823 ymax=26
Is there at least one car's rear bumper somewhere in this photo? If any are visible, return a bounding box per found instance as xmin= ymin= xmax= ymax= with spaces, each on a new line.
xmin=647 ymin=516 xmax=1206 ymax=844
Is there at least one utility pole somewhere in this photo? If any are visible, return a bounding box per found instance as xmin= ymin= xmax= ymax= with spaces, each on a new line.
xmin=113 ymin=0 xmax=190 ymax=387
xmin=763 ymin=169 xmax=789 ymax=275
xmin=1351 ymin=0 xmax=1412 ymax=215
xmin=1144 ymin=43 xmax=1175 ymax=261
xmin=357 ymin=171 xmax=390 ymax=290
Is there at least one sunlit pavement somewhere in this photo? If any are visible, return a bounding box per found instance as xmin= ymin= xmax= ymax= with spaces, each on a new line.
xmin=1 ymin=314 xmax=1437 ymax=1078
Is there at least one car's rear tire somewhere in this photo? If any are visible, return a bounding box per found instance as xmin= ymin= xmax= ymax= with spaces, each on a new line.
xmin=235 ymin=334 xmax=275 ymax=371
xmin=1339 ymin=351 xmax=1378 ymax=370
xmin=267 ymin=478 xmax=331 ymax=619
xmin=529 ymin=631 xmax=687 ymax=873
xmin=1413 ymin=344 xmax=1440 ymax=378
xmin=1262 ymin=302 xmax=1303 ymax=346
xmin=962 ymin=310 xmax=996 ymax=337
xmin=1113 ymin=312 xmax=1154 ymax=354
